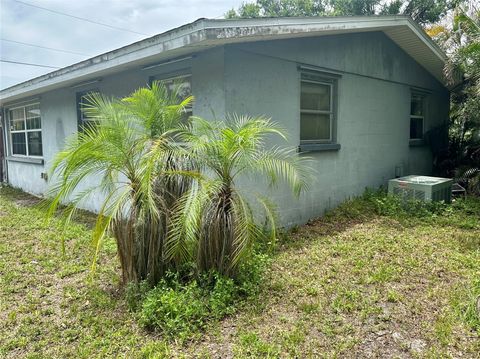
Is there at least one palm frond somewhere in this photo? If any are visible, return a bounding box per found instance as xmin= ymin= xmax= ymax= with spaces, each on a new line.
xmin=254 ymin=146 xmax=313 ymax=197
xmin=46 ymin=82 xmax=197 ymax=285
xmin=175 ymin=114 xmax=312 ymax=276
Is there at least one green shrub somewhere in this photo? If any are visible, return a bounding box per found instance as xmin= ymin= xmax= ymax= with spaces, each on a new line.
xmin=125 ymin=280 xmax=150 ymax=312
xmin=236 ymin=251 xmax=270 ymax=298
xmin=137 ymin=263 xmax=266 ymax=339
xmin=362 ymin=188 xmax=449 ymax=218
xmin=139 ymin=280 xmax=207 ymax=339
xmin=207 ymin=275 xmax=237 ymax=318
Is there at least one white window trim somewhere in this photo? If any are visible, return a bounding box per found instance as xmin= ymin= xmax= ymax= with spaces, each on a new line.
xmin=77 ymin=90 xmax=100 ymax=131
xmin=8 ymin=102 xmax=43 ymax=158
xmin=410 ymin=93 xmax=426 ymax=140
xmin=300 ymin=79 xmax=334 ymax=144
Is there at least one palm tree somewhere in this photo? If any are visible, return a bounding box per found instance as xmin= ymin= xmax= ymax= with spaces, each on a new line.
xmin=442 ymin=8 xmax=480 ymax=194
xmin=46 ymin=81 xmax=194 ymax=285
xmin=167 ymin=115 xmax=311 ymax=277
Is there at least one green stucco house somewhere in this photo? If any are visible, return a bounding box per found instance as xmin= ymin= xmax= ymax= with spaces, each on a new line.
xmin=0 ymin=16 xmax=452 ymax=225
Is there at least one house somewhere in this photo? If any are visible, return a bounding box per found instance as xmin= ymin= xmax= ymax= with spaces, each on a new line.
xmin=0 ymin=16 xmax=451 ymax=226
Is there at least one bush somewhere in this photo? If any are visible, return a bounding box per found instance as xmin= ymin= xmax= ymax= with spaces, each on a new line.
xmin=125 ymin=280 xmax=151 ymax=312
xmin=206 ymin=274 xmax=237 ymax=318
xmin=137 ymin=255 xmax=268 ymax=339
xmin=236 ymin=251 xmax=270 ymax=298
xmin=139 ymin=280 xmax=207 ymax=339
xmin=362 ymin=188 xmax=449 ymax=218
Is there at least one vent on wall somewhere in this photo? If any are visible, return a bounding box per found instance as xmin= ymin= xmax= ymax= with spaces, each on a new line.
xmin=388 ymin=175 xmax=453 ymax=203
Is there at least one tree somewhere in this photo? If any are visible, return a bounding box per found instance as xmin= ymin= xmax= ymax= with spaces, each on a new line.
xmin=401 ymin=0 xmax=452 ymax=24
xmin=226 ymin=0 xmax=454 ymax=25
xmin=167 ymin=116 xmax=311 ymax=277
xmin=329 ymin=0 xmax=380 ymax=16
xmin=227 ymin=0 xmax=326 ymax=18
xmin=441 ymin=7 xmax=480 ymax=193
xmin=46 ymin=84 xmax=312 ymax=285
xmin=46 ymin=82 xmax=194 ymax=285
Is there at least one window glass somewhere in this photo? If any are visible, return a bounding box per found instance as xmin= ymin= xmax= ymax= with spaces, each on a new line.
xmin=10 ymin=108 xmax=25 ymax=131
xmin=77 ymin=91 xmax=99 ymax=130
xmin=410 ymin=93 xmax=425 ymax=140
xmin=12 ymin=133 xmax=27 ymax=155
xmin=160 ymin=76 xmax=192 ymax=123
xmin=27 ymin=132 xmax=43 ymax=156
xmin=410 ymin=117 xmax=423 ymax=140
xmin=300 ymin=77 xmax=335 ymax=143
xmin=301 ymin=82 xmax=330 ymax=111
xmin=26 ymin=117 xmax=41 ymax=130
xmin=11 ymin=118 xmax=25 ymax=131
xmin=300 ymin=113 xmax=331 ymax=141
xmin=10 ymin=108 xmax=24 ymax=120
xmin=410 ymin=95 xmax=424 ymax=116
xmin=8 ymin=103 xmax=42 ymax=156
xmin=164 ymin=77 xmax=191 ymax=101
xmin=25 ymin=104 xmax=40 ymax=118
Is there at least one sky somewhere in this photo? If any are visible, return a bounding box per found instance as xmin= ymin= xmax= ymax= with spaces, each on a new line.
xmin=0 ymin=0 xmax=242 ymax=90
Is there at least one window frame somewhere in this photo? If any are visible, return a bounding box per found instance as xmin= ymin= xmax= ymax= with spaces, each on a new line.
xmin=161 ymin=74 xmax=193 ymax=119
xmin=149 ymin=72 xmax=193 ymax=121
xmin=300 ymin=79 xmax=334 ymax=143
xmin=409 ymin=92 xmax=426 ymax=141
xmin=299 ymin=70 xmax=339 ymax=148
xmin=147 ymin=72 xmax=193 ymax=147
xmin=8 ymin=102 xmax=43 ymax=158
xmin=76 ymin=89 xmax=100 ymax=131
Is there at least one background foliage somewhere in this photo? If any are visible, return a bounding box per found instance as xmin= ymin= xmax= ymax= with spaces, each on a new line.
xmin=226 ymin=0 xmax=456 ymax=25
xmin=431 ymin=5 xmax=480 ymax=193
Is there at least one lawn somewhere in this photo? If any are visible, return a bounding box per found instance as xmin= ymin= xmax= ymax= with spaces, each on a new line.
xmin=0 ymin=186 xmax=479 ymax=358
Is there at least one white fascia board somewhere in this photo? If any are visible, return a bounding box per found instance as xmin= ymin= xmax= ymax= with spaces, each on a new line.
xmin=0 ymin=16 xmax=449 ymax=104
xmin=0 ymin=20 xmax=209 ymax=104
xmin=403 ymin=18 xmax=446 ymax=61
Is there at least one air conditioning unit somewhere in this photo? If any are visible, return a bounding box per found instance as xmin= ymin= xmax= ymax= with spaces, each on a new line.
xmin=388 ymin=175 xmax=453 ymax=203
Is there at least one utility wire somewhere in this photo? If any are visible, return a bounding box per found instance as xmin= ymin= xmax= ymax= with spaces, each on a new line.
xmin=1 ymin=38 xmax=90 ymax=56
xmin=11 ymin=0 xmax=149 ymax=36
xmin=0 ymin=59 xmax=60 ymax=69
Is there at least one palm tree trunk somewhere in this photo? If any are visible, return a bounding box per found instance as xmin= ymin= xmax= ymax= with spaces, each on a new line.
xmin=198 ymin=185 xmax=235 ymax=276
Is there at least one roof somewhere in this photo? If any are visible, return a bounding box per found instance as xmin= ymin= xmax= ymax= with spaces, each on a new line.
xmin=0 ymin=15 xmax=449 ymax=104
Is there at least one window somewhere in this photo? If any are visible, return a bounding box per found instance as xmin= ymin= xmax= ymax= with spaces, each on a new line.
xmin=300 ymin=73 xmax=336 ymax=144
xmin=410 ymin=93 xmax=425 ymax=140
xmin=9 ymin=103 xmax=42 ymax=157
xmin=156 ymin=74 xmax=192 ymax=122
xmin=77 ymin=90 xmax=99 ymax=131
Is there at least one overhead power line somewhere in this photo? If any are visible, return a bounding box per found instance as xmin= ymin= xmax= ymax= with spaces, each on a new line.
xmin=0 ymin=59 xmax=60 ymax=69
xmin=11 ymin=0 xmax=149 ymax=36
xmin=1 ymin=38 xmax=90 ymax=56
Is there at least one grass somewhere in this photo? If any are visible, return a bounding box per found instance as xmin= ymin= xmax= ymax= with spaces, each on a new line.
xmin=0 ymin=185 xmax=479 ymax=358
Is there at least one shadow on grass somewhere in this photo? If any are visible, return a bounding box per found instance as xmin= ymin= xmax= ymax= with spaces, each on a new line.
xmin=0 ymin=185 xmax=98 ymax=229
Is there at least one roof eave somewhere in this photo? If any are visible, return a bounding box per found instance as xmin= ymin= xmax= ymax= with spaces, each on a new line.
xmin=0 ymin=16 xmax=451 ymax=104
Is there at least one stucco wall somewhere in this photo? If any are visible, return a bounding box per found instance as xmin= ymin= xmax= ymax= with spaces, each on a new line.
xmin=4 ymin=50 xmax=225 ymax=211
xmin=223 ymin=32 xmax=449 ymax=226
xmin=3 ymin=32 xmax=449 ymax=225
